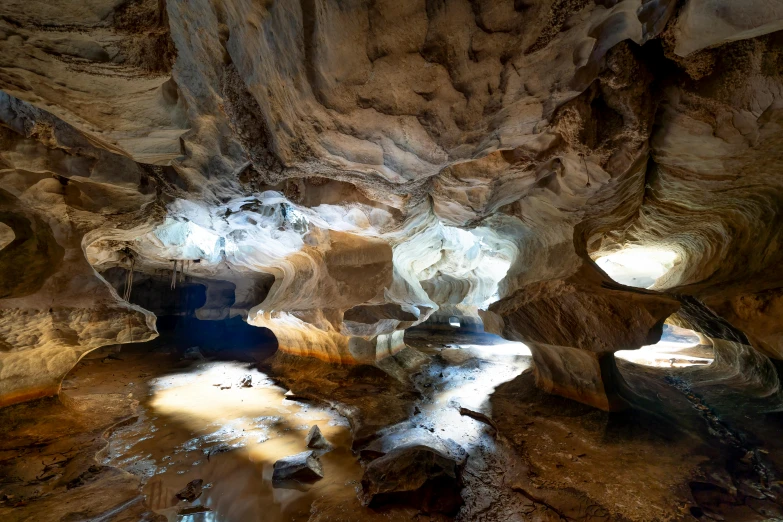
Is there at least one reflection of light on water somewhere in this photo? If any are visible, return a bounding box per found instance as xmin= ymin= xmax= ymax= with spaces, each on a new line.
xmin=419 ymin=341 xmax=531 ymax=446
xmin=180 ymin=511 xmax=217 ymax=522
xmin=107 ymin=361 xmax=359 ymax=522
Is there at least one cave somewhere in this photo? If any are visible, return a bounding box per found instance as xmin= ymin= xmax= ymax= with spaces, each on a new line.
xmin=1 ymin=1 xmax=783 ymax=521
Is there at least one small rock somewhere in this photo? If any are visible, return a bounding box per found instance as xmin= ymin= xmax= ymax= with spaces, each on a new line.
xmin=239 ymin=375 xmax=253 ymax=388
xmin=305 ymin=425 xmax=331 ymax=450
xmin=179 ymin=506 xmax=211 ymax=515
xmin=283 ymin=394 xmax=311 ymax=402
xmin=458 ymin=407 xmax=498 ymax=433
xmin=739 ymin=451 xmax=754 ymax=465
xmin=220 ymin=384 xmax=232 ymax=390
xmin=272 ymin=451 xmax=323 ymax=484
xmin=175 ymin=479 xmax=203 ymax=502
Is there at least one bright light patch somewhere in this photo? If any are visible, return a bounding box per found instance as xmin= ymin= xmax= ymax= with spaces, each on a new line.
xmin=457 ymin=342 xmax=532 ymax=357
xmin=418 ymin=339 xmax=531 ymax=446
xmin=448 ymin=316 xmax=461 ymax=327
xmin=615 ymin=324 xmax=711 ymax=368
xmin=595 ymin=247 xmax=678 ymax=289
xmin=153 ymin=218 xmax=222 ymax=262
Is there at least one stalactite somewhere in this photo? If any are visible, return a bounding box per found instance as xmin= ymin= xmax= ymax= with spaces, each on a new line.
xmin=171 ymin=259 xmax=178 ymax=290
xmin=123 ymin=256 xmax=135 ymax=302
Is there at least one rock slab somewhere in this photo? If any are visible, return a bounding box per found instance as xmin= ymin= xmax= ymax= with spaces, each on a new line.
xmin=360 ymin=444 xmax=464 ymax=514
xmin=272 ymin=451 xmax=324 ymax=484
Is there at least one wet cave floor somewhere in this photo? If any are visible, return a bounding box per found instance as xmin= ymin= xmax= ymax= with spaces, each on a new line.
xmin=1 ymin=331 xmax=782 ymax=522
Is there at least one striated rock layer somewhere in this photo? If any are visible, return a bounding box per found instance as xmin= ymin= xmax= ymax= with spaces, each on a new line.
xmin=0 ymin=0 xmax=783 ymax=410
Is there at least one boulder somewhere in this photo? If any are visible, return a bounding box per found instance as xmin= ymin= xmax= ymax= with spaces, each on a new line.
xmin=272 ymin=451 xmax=323 ymax=485
xmin=360 ymin=444 xmax=465 ymax=514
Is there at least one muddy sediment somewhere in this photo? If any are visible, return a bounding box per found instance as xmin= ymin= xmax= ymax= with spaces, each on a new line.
xmin=0 ymin=330 xmax=781 ymax=521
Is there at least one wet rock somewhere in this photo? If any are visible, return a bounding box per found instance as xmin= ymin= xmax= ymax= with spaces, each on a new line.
xmin=179 ymin=505 xmax=212 ymax=515
xmin=358 ymin=426 xmax=466 ymax=464
xmin=283 ymin=394 xmax=312 ymax=402
xmin=272 ymin=451 xmax=323 ymax=484
xmin=239 ymin=375 xmax=253 ymax=388
xmin=360 ymin=444 xmax=465 ymax=514
xmin=175 ymin=479 xmax=203 ymax=502
xmin=458 ymin=406 xmax=498 ymax=433
xmin=305 ymin=425 xmax=331 ymax=450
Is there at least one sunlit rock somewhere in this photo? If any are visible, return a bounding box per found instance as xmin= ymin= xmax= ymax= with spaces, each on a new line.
xmin=272 ymin=451 xmax=324 ymax=484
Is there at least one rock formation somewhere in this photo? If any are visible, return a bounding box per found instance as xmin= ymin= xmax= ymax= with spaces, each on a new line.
xmin=1 ymin=0 xmax=783 ymax=413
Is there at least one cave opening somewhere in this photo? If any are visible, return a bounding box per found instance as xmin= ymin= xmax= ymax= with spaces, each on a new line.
xmin=100 ymin=267 xmax=278 ymax=359
xmin=595 ymin=246 xmax=679 ymax=289
xmin=615 ymin=322 xmax=713 ymax=368
xmin=595 ymin=247 xmax=713 ymax=367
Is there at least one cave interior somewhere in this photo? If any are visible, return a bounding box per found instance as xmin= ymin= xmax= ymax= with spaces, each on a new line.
xmin=1 ymin=1 xmax=783 ymax=521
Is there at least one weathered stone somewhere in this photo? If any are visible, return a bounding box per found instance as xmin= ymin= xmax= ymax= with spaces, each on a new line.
xmin=305 ymin=425 xmax=331 ymax=450
xmin=360 ymin=444 xmax=465 ymax=515
xmin=272 ymin=451 xmax=324 ymax=484
xmin=175 ymin=479 xmax=203 ymax=502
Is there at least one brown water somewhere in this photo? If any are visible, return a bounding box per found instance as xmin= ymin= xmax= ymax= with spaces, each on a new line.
xmin=64 ymin=335 xmax=535 ymax=522
xmin=69 ymin=353 xmax=362 ymax=521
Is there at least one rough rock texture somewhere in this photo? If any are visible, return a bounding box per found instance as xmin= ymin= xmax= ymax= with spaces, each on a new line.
xmin=272 ymin=451 xmax=324 ymax=484
xmin=360 ymin=444 xmax=466 ymax=515
xmin=1 ymin=0 xmax=783 ymax=414
xmin=305 ymin=425 xmax=332 ymax=451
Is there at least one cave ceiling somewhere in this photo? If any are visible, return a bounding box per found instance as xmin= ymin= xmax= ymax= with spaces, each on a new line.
xmin=1 ymin=0 xmax=782 ymax=410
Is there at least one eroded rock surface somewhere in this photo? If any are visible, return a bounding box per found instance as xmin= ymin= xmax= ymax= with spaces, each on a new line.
xmin=1 ymin=5 xmax=783 ymax=517
xmin=272 ymin=451 xmax=324 ymax=485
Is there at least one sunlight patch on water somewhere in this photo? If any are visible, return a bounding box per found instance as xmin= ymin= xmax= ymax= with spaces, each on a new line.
xmin=416 ymin=341 xmax=531 ymax=446
xmin=106 ymin=360 xmax=360 ymax=522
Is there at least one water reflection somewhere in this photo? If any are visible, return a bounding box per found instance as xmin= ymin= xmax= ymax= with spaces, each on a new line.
xmin=413 ymin=335 xmax=531 ymax=447
xmin=104 ymin=360 xmax=361 ymax=522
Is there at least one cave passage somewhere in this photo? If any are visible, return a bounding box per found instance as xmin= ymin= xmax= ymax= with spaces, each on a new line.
xmin=615 ymin=322 xmax=713 ymax=368
xmin=148 ymin=315 xmax=278 ymax=358
xmin=3 ymin=0 xmax=783 ymax=520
